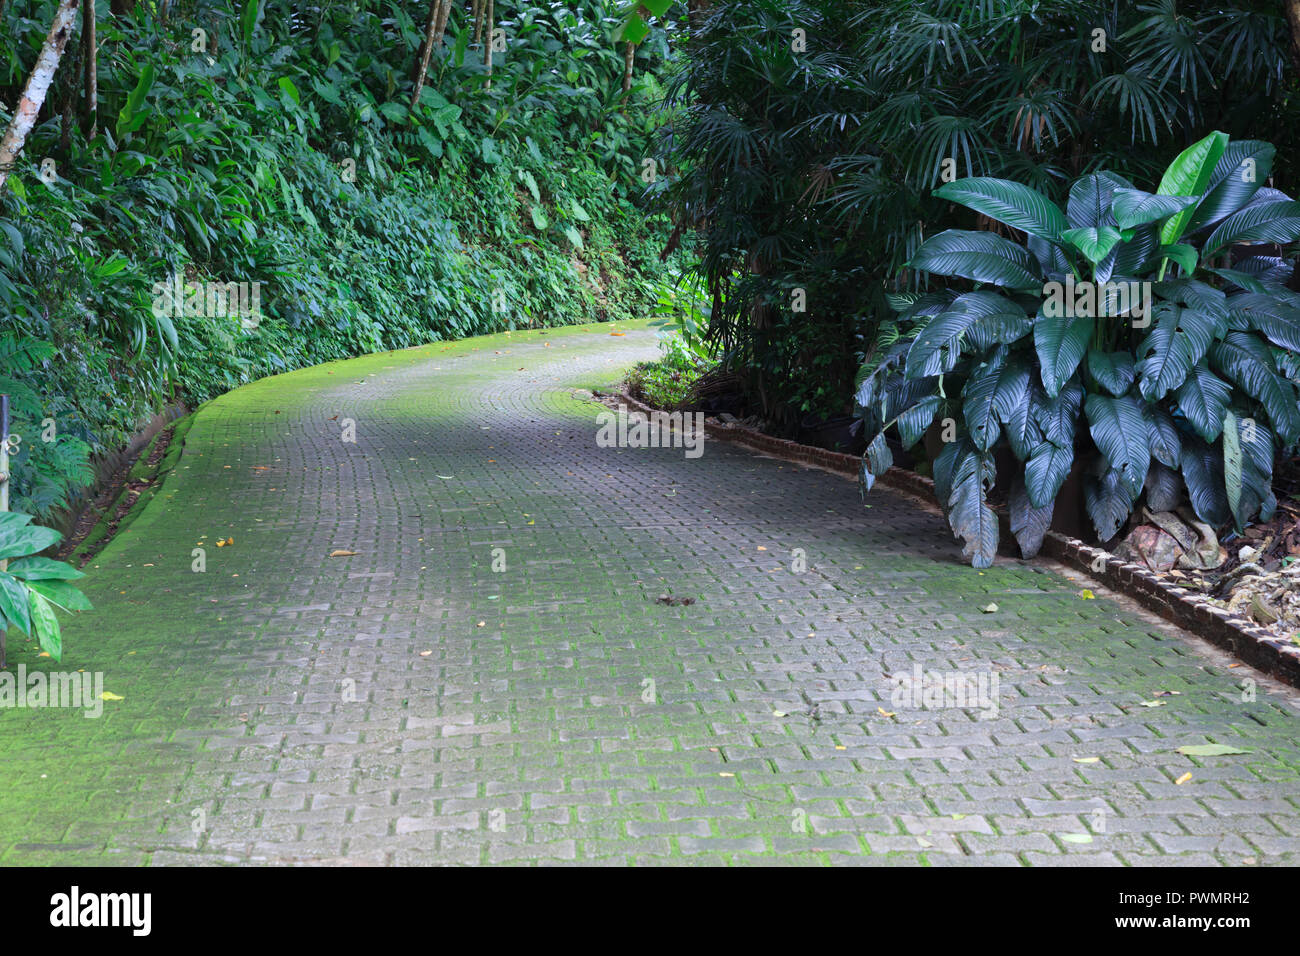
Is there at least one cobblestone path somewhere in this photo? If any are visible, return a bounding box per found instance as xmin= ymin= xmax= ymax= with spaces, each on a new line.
xmin=2 ymin=321 xmax=1298 ymax=866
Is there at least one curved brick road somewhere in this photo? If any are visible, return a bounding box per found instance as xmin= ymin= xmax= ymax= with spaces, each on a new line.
xmin=3 ymin=321 xmax=1300 ymax=866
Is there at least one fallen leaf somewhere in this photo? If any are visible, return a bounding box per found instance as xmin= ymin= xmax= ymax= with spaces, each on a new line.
xmin=1175 ymin=772 xmax=1193 ymax=784
xmin=1139 ymin=700 xmax=1166 ymax=708
xmin=609 ymin=332 xmax=626 ymax=337
xmin=1079 ymin=589 xmax=1095 ymax=600
xmin=981 ymin=603 xmax=998 ymax=613
xmin=1073 ymin=757 xmax=1100 ymax=764
xmin=100 ymin=692 xmax=124 ymax=701
xmin=718 ymin=772 xmax=734 ymax=777
xmin=329 ymin=549 xmax=358 ymax=557
xmin=419 ymin=651 xmax=432 ymax=657
xmin=877 ymin=707 xmax=896 ymax=718
xmin=476 ymin=621 xmax=486 ymax=627
xmin=916 ymin=838 xmax=933 ymax=848
xmin=1061 ymin=833 xmax=1093 ymax=844
xmin=772 ymin=710 xmax=787 ymax=718
xmin=1176 ymin=744 xmax=1251 ymax=756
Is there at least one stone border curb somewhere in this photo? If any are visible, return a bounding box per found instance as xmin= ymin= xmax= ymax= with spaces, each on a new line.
xmin=608 ymin=390 xmax=1300 ymax=687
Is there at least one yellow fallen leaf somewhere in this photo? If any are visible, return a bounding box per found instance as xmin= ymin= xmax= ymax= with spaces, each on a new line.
xmin=1079 ymin=589 xmax=1095 ymax=600
xmin=878 ymin=707 xmax=896 ymax=718
xmin=1073 ymin=757 xmax=1101 ymax=764
xmin=718 ymin=772 xmax=734 ymax=777
xmin=419 ymin=651 xmax=432 ymax=657
xmin=100 ymin=692 xmax=124 ymax=701
xmin=38 ymin=652 xmax=50 ymax=658
xmin=476 ymin=621 xmax=486 ymax=627
xmin=329 ymin=550 xmax=358 ymax=557
xmin=772 ymin=710 xmax=787 ymax=718
xmin=835 ymin=745 xmax=846 ymax=751
xmin=1175 ymin=772 xmax=1193 ymax=785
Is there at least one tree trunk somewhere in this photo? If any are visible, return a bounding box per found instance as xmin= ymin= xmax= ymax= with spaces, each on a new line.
xmin=433 ymin=0 xmax=452 ymax=42
xmin=82 ymin=0 xmax=96 ymax=138
xmin=1286 ymin=0 xmax=1300 ymax=74
xmin=409 ymin=0 xmax=442 ymax=109
xmin=473 ymin=0 xmax=485 ymax=45
xmin=484 ymin=0 xmax=494 ymax=88
xmin=622 ymin=40 xmax=636 ymax=94
xmin=0 ymin=0 xmax=80 ymax=193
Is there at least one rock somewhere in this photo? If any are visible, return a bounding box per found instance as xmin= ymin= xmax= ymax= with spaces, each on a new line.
xmin=1115 ymin=524 xmax=1182 ymax=572
xmin=718 ymin=412 xmax=738 ymax=423
xmin=1239 ymin=545 xmax=1259 ymax=564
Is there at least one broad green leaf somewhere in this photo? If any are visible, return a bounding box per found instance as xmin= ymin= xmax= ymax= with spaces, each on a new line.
xmin=1034 ymin=313 xmax=1092 ymax=397
xmin=1175 ymin=744 xmax=1251 ymax=756
xmin=26 ymin=579 xmax=93 ymax=613
xmin=1085 ymin=465 xmax=1138 ymax=541
xmin=934 ymin=178 xmax=1069 ymax=241
xmin=29 ymin=591 xmax=62 ymax=662
xmin=5 ymin=556 xmax=85 ymax=581
xmin=1175 ymin=363 xmax=1231 ymax=442
xmin=1185 ymin=140 xmax=1275 ymax=234
xmin=1157 ymin=131 xmax=1229 ymax=245
xmin=1009 ymin=476 xmax=1053 ymax=559
xmin=1202 ymin=200 xmax=1300 ymax=257
xmin=278 ymin=77 xmax=301 ymax=106
xmin=115 ymin=63 xmax=156 ymax=139
xmin=908 ymin=230 xmax=1042 ymax=290
xmin=1156 ymin=244 xmax=1197 ymax=276
xmin=1136 ymin=302 xmax=1217 ymax=402
xmin=1061 ymin=226 xmax=1121 ymax=264
xmin=0 ymin=523 xmax=61 ymax=560
xmin=946 ymin=442 xmax=998 ymax=569
xmin=1223 ymin=410 xmax=1243 ymax=523
xmin=0 ymin=573 xmax=31 ymax=637
xmin=1110 ymin=189 xmax=1198 ymax=231
xmin=1086 ymin=350 xmax=1135 ymax=397
xmin=1085 ymin=393 xmax=1151 ymax=499
xmin=905 ymin=291 xmax=1023 ymax=379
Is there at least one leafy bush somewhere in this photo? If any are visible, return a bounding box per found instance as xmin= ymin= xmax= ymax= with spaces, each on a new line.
xmin=859 ymin=132 xmax=1300 ymax=567
xmin=0 ymin=513 xmax=91 ymax=661
xmin=0 ymin=0 xmax=679 ymax=519
xmin=627 ymin=334 xmax=708 ymax=409
xmin=663 ymin=0 xmax=1300 ymax=430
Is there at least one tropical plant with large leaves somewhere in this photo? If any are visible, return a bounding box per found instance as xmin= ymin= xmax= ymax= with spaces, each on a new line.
xmin=859 ymin=131 xmax=1300 ymax=568
xmin=0 ymin=512 xmax=91 ymax=661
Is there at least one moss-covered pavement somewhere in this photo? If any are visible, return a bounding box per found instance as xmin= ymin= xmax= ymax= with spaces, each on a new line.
xmin=2 ymin=320 xmax=1300 ymax=866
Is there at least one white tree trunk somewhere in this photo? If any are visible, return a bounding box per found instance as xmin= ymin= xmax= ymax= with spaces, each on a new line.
xmin=0 ymin=0 xmax=80 ymax=192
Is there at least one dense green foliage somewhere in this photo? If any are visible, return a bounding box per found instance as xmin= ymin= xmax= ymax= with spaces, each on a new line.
xmin=860 ymin=133 xmax=1300 ymax=567
xmin=663 ymin=0 xmax=1300 ymax=432
xmin=1 ymin=0 xmax=677 ymax=519
xmin=0 ymin=511 xmax=91 ymax=660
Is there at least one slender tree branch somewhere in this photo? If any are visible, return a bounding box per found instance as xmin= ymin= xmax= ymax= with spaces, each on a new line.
xmin=0 ymin=0 xmax=80 ymax=193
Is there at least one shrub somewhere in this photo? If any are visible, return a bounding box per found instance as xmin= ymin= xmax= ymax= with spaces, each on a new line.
xmin=859 ymin=132 xmax=1300 ymax=568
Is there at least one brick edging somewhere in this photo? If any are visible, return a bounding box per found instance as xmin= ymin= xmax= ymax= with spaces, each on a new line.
xmin=607 ymin=390 xmax=1300 ymax=687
